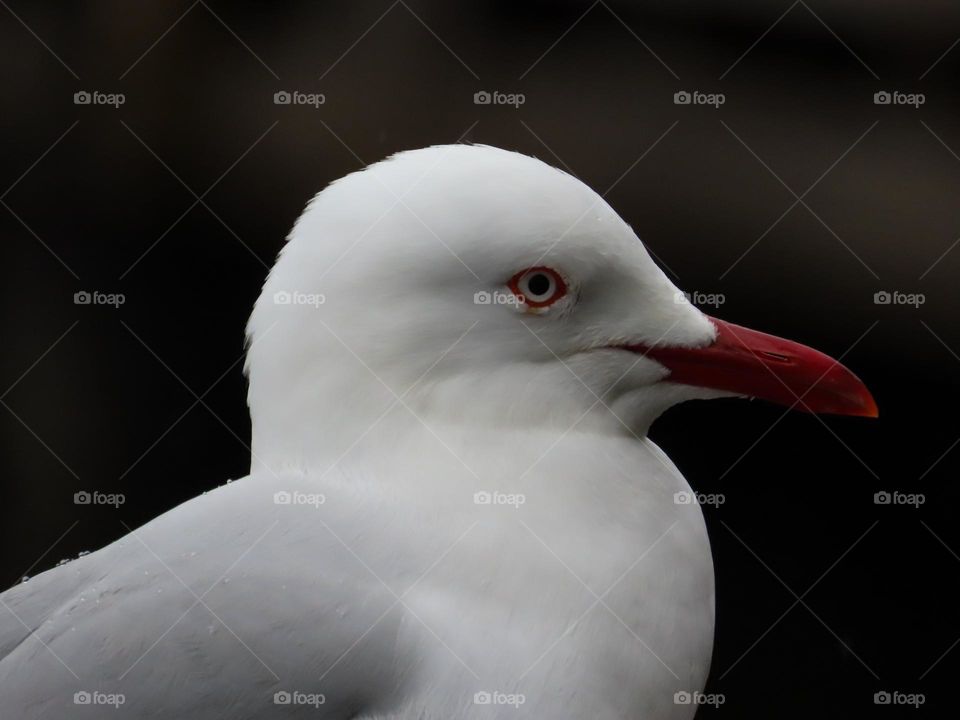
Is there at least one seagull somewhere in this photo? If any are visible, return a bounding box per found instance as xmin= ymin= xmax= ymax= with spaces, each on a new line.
xmin=0 ymin=144 xmax=876 ymax=719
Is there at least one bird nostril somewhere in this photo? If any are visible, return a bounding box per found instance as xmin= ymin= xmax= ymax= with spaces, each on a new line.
xmin=759 ymin=351 xmax=792 ymax=364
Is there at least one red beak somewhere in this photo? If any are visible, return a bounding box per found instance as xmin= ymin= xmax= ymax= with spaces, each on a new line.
xmin=629 ymin=316 xmax=878 ymax=417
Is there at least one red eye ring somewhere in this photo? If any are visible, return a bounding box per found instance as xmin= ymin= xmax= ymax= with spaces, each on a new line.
xmin=507 ymin=267 xmax=568 ymax=309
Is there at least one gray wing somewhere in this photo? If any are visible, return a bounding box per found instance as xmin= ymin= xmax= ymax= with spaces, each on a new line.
xmin=0 ymin=476 xmax=412 ymax=719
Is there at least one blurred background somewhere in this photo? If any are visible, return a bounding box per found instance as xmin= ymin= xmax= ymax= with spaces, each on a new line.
xmin=1 ymin=1 xmax=958 ymax=716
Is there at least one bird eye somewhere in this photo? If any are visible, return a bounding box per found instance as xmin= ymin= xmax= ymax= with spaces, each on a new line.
xmin=508 ymin=267 xmax=567 ymax=309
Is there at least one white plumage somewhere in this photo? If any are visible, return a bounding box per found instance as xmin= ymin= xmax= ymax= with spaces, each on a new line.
xmin=5 ymin=144 xmax=867 ymax=718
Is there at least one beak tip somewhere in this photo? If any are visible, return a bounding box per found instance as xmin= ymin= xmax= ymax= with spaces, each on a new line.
xmin=837 ymin=368 xmax=878 ymax=419
xmin=859 ymin=393 xmax=880 ymax=419
xmin=822 ymin=381 xmax=878 ymax=418
xmin=815 ymin=368 xmax=878 ymax=419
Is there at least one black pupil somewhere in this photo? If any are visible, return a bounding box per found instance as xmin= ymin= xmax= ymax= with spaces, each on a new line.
xmin=526 ymin=273 xmax=551 ymax=297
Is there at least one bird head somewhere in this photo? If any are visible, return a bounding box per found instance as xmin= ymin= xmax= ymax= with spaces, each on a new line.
xmin=245 ymin=144 xmax=875 ymax=471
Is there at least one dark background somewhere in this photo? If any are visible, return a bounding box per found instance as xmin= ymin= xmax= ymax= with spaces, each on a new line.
xmin=1 ymin=1 xmax=958 ymax=717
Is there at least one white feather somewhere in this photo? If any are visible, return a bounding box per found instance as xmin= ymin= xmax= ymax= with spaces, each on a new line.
xmin=1 ymin=144 xmax=717 ymax=719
